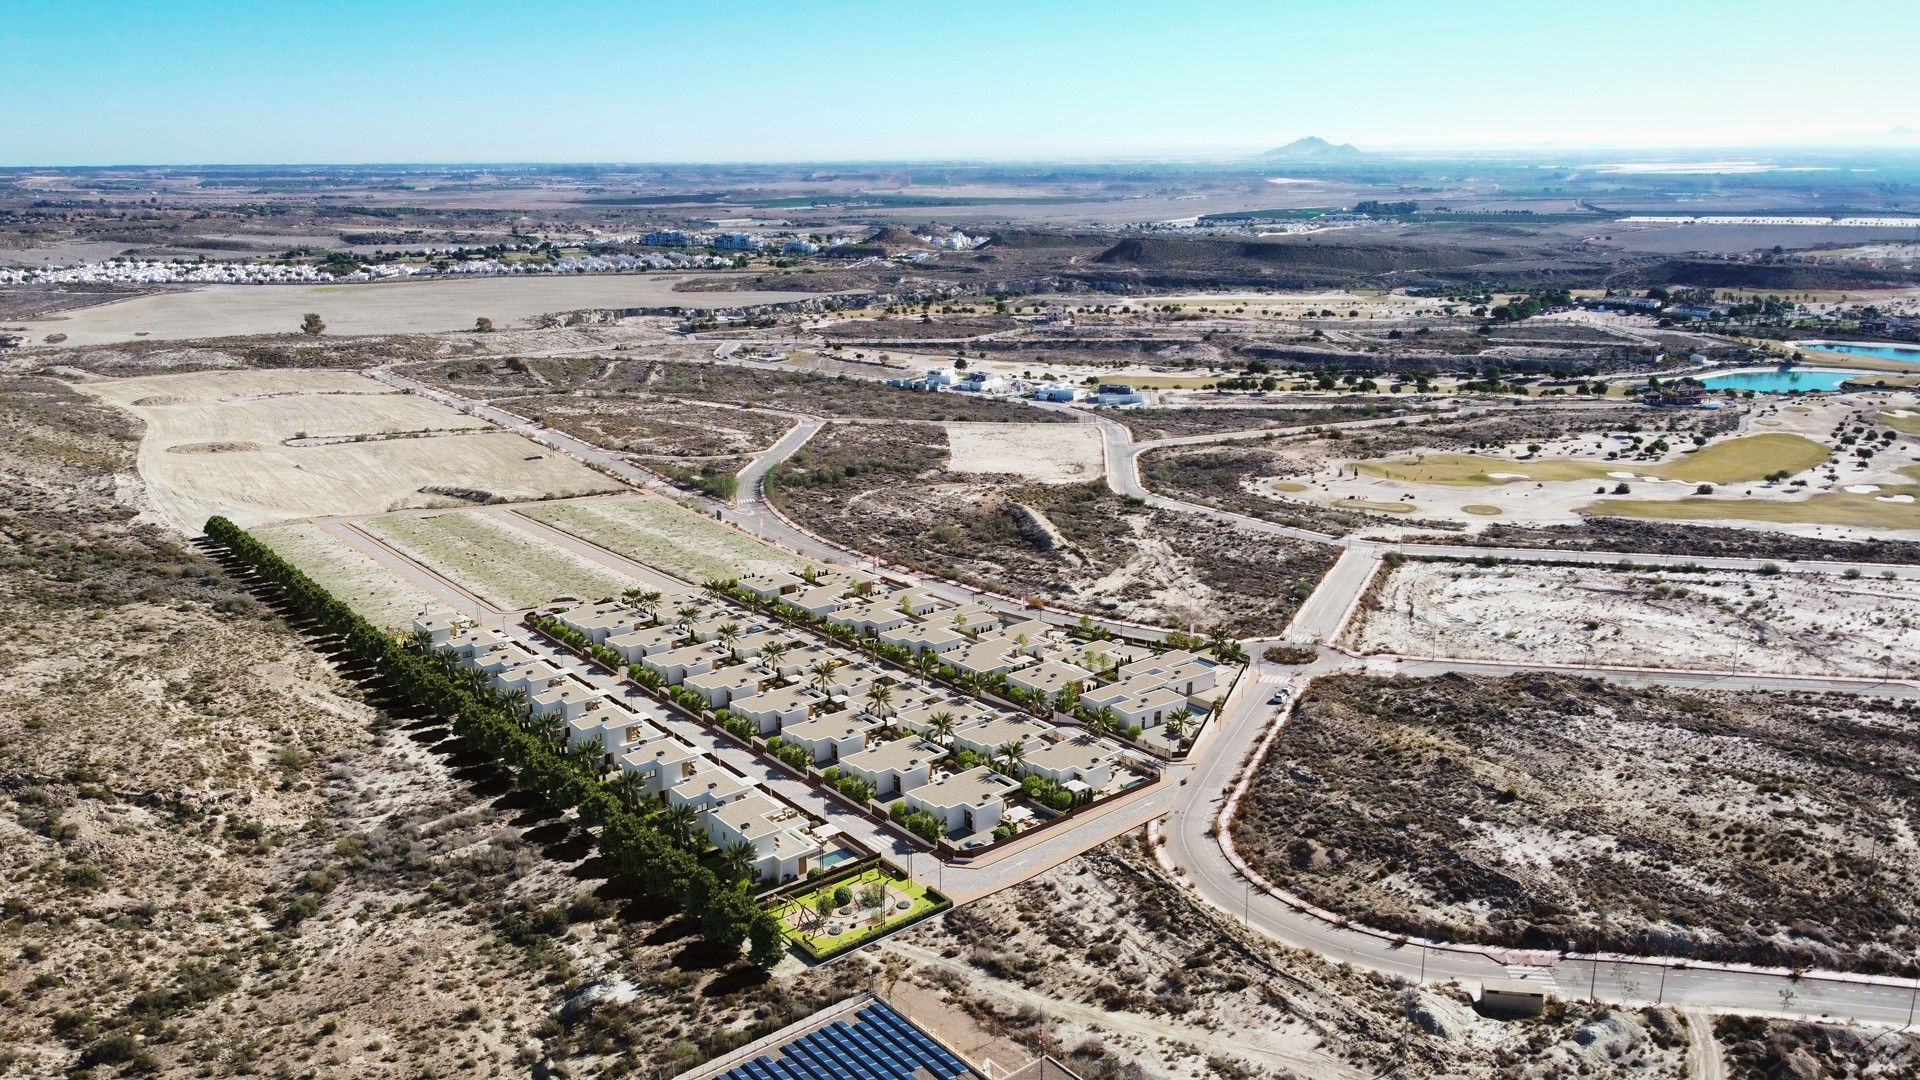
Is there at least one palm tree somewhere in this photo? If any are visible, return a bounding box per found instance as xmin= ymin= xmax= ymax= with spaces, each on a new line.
xmin=958 ymin=671 xmax=982 ymax=699
xmin=675 ymin=605 xmax=700 ymax=635
xmin=808 ymin=660 xmax=838 ymax=695
xmin=629 ymin=589 xmax=663 ymax=622
xmin=1090 ymin=708 xmax=1117 ymax=736
xmin=761 ymin=640 xmax=789 ymax=683
xmin=405 ymin=628 xmax=433 ymax=653
xmin=567 ymin=740 xmax=606 ymax=776
xmin=1163 ymin=711 xmax=1190 ymax=739
xmin=927 ymin=710 xmax=957 ymax=747
xmin=661 ymin=803 xmax=700 ymax=850
xmin=609 ymin=770 xmax=647 ymax=811
xmin=717 ymin=622 xmax=742 ymax=660
xmin=720 ymin=840 xmax=759 ymax=885
xmin=864 ymin=683 xmax=893 ymax=718
xmin=913 ymin=650 xmax=938 ymax=679
xmin=996 ymin=740 xmax=1027 ymax=776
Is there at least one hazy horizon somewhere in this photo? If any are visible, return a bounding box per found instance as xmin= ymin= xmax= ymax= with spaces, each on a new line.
xmin=3 ymin=0 xmax=1917 ymax=167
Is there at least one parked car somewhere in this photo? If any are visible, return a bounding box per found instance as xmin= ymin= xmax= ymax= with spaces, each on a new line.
xmin=1268 ymin=688 xmax=1292 ymax=705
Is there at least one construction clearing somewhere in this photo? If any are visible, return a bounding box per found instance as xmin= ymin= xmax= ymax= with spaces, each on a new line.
xmin=1348 ymin=559 xmax=1920 ymax=677
xmin=80 ymin=368 xmax=618 ymax=529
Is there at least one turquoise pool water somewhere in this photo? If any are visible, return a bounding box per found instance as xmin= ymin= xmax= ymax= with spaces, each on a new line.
xmin=814 ymin=847 xmax=858 ymax=869
xmin=1793 ymin=340 xmax=1920 ymax=364
xmin=1701 ymin=369 xmax=1857 ymax=393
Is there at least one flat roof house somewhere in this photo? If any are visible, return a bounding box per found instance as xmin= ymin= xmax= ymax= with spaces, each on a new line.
xmin=529 ymin=682 xmax=609 ymax=723
xmin=840 ymin=736 xmax=941 ymax=799
xmin=952 ymin=714 xmax=1052 ymax=759
xmin=607 ymin=624 xmax=683 ymax=662
xmin=946 ymin=637 xmax=1029 ymax=678
xmin=444 ymin=626 xmax=502 ymax=660
xmin=1082 ymin=677 xmax=1191 ymax=730
xmin=732 ymin=683 xmax=822 ymax=735
xmin=685 ymin=666 xmax=764 ymax=710
xmin=704 ymin=792 xmax=821 ymax=885
xmin=905 ymin=766 xmax=1020 ymax=837
xmin=411 ymin=613 xmax=465 ymax=646
xmin=1006 ymin=659 xmax=1095 ymax=700
xmin=619 ymin=738 xmax=703 ymax=796
xmin=893 ymin=700 xmax=994 ymax=738
xmin=568 ymin=712 xmax=671 ymax=760
xmin=789 ymin=585 xmax=849 ymax=619
xmin=1023 ymin=732 xmax=1119 ymax=791
xmin=640 ymin=642 xmax=725 ymax=685
xmin=669 ymin=762 xmax=757 ymax=811
xmin=558 ymin=603 xmax=642 ymax=644
xmin=737 ymin=570 xmax=807 ymax=600
xmin=1118 ymin=650 xmax=1220 ymax=697
xmin=878 ymin=622 xmax=969 ymax=657
xmin=781 ymin=713 xmax=879 ymax=766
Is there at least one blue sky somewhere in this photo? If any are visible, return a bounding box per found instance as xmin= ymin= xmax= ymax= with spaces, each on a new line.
xmin=3 ymin=0 xmax=1917 ymax=165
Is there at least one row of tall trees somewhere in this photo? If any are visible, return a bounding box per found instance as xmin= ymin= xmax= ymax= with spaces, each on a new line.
xmin=203 ymin=516 xmax=783 ymax=968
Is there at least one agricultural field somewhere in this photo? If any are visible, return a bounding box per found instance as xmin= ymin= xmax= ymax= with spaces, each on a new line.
xmin=519 ymin=495 xmax=813 ymax=584
xmin=255 ymin=521 xmax=454 ymax=628
xmin=79 ymin=367 xmax=618 ymax=530
xmin=1118 ymin=400 xmax=1428 ymax=442
xmin=1350 ymin=560 xmax=1920 ymax=676
xmin=358 ymin=510 xmax=634 ymax=609
xmin=1233 ymin=674 xmax=1920 ymax=974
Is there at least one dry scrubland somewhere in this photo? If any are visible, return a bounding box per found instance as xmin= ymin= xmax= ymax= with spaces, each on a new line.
xmin=769 ymin=423 xmax=1333 ymax=636
xmin=1235 ymin=674 xmax=1920 ymax=974
xmin=1351 ymin=560 xmax=1920 ymax=676
xmin=407 ymin=354 xmax=1071 ymax=424
xmin=358 ymin=510 xmax=635 ymax=610
xmin=520 ymin=496 xmax=814 ymax=584
xmin=79 ymin=368 xmax=617 ymax=530
xmin=1119 ymin=400 xmax=1430 ymax=442
xmin=495 ymin=393 xmax=792 ymax=461
xmin=0 ymin=375 xmax=868 ymax=1077
xmin=885 ymin=836 xmax=1713 ymax=1080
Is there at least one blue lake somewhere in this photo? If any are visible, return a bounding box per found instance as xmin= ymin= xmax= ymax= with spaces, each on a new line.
xmin=1700 ymin=369 xmax=1857 ymax=393
xmin=1794 ymin=340 xmax=1920 ymax=364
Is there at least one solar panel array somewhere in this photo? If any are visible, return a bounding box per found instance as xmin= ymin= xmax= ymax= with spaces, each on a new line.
xmin=716 ymin=1001 xmax=970 ymax=1080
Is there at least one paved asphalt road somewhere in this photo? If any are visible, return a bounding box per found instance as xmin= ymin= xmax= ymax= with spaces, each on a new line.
xmin=361 ymin=364 xmax=1920 ymax=1025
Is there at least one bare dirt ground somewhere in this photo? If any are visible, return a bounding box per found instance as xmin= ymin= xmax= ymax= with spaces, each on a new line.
xmin=1234 ymin=674 xmax=1920 ymax=974
xmin=945 ymin=422 xmax=1104 ymax=483
xmin=1350 ymin=560 xmax=1920 ymax=676
xmin=255 ymin=520 xmax=454 ymax=628
xmin=78 ymin=368 xmax=619 ymax=530
xmin=883 ymin=835 xmax=1697 ymax=1080
xmin=0 ymin=371 xmax=863 ymax=1079
xmin=15 ymin=274 xmax=835 ymax=346
xmin=770 ymin=423 xmax=1334 ymax=635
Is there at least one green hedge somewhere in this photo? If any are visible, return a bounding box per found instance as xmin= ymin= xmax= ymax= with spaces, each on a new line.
xmin=204 ymin=516 xmax=783 ymax=968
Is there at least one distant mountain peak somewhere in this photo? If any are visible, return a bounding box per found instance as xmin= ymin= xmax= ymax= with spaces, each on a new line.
xmin=1262 ymin=136 xmax=1362 ymax=159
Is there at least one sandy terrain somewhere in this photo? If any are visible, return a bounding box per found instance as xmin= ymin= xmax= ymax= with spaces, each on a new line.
xmin=1351 ymin=560 xmax=1920 ymax=676
xmin=20 ymin=274 xmax=832 ymax=346
xmin=945 ymin=421 xmax=1103 ymax=483
xmin=80 ymin=368 xmax=619 ymax=530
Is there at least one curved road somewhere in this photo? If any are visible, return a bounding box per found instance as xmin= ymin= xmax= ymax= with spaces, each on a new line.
xmin=367 ymin=362 xmax=1920 ymax=1026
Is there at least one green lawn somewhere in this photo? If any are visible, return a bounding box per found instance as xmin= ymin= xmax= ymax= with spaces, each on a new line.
xmin=518 ymin=496 xmax=812 ymax=585
xmin=772 ymin=867 xmax=940 ymax=956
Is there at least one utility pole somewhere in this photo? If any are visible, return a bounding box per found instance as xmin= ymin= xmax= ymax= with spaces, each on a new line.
xmin=1657 ymin=964 xmax=1668 ymax=1004
xmin=1418 ymin=944 xmax=1427 ymax=986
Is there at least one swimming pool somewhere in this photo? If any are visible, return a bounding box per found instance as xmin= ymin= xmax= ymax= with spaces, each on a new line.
xmin=1700 ymin=369 xmax=1858 ymax=393
xmin=1790 ymin=340 xmax=1920 ymax=364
